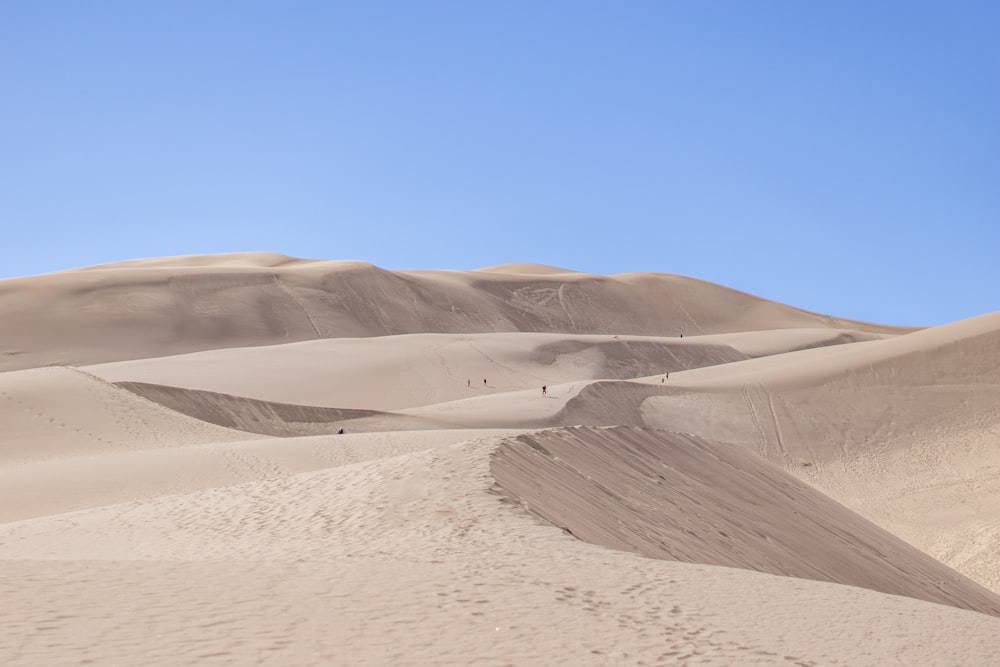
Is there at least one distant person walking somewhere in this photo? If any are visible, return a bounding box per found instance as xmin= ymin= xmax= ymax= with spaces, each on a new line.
xmin=483 ymin=378 xmax=487 ymax=386
xmin=662 ymin=372 xmax=669 ymax=383
xmin=467 ymin=379 xmax=471 ymax=387
xmin=542 ymin=385 xmax=547 ymax=396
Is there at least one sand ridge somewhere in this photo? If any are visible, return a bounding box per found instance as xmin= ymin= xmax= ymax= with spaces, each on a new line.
xmin=492 ymin=427 xmax=1000 ymax=616
xmin=2 ymin=252 xmax=999 ymax=666
xmin=0 ymin=252 xmax=911 ymax=372
xmin=3 ymin=428 xmax=1000 ymax=665
xmin=86 ymin=331 xmax=751 ymax=411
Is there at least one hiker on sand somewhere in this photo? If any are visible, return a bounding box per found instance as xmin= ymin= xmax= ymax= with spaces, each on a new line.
xmin=542 ymin=385 xmax=547 ymax=396
xmin=483 ymin=378 xmax=487 ymax=386
xmin=467 ymin=379 xmax=471 ymax=387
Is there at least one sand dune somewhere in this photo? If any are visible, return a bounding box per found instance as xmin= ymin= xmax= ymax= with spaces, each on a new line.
xmin=0 ymin=428 xmax=515 ymax=523
xmin=382 ymin=308 xmax=1000 ymax=591
xmin=89 ymin=331 xmax=751 ymax=411
xmin=493 ymin=427 xmax=1000 ymax=616
xmin=115 ymin=381 xmax=394 ymax=435
xmin=3 ymin=427 xmax=1000 ymax=665
xmin=0 ymin=252 xmax=910 ymax=372
xmin=0 ymin=366 xmax=257 ymax=466
xmin=87 ymin=328 xmax=891 ymax=412
xmin=2 ymin=253 xmax=998 ymax=666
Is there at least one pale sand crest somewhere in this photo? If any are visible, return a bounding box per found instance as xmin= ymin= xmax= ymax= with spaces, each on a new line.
xmin=2 ymin=253 xmax=999 ymax=666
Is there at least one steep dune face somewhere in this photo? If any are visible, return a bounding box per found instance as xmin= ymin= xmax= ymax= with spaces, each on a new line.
xmin=5 ymin=253 xmax=1000 ymax=666
xmin=4 ymin=431 xmax=1000 ymax=666
xmin=632 ymin=312 xmax=1000 ymax=591
xmin=0 ymin=253 xmax=910 ymax=371
xmin=113 ymin=382 xmax=391 ymax=436
xmin=491 ymin=427 xmax=1000 ymax=617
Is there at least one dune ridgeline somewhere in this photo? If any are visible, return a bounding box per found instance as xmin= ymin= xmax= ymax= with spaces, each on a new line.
xmin=2 ymin=252 xmax=999 ymax=666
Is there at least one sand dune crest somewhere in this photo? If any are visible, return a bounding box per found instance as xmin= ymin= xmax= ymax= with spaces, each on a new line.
xmin=492 ymin=426 xmax=1000 ymax=617
xmin=0 ymin=252 xmax=910 ymax=371
xmin=3 ymin=253 xmax=999 ymax=665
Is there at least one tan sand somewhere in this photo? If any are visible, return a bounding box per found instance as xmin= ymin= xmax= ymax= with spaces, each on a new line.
xmin=87 ymin=331 xmax=751 ymax=411
xmin=2 ymin=252 xmax=998 ymax=666
xmin=0 ymin=253 xmax=910 ymax=372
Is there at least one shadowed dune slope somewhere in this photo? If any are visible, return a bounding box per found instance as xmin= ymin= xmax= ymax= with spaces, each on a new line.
xmin=5 ymin=430 xmax=1000 ymax=665
xmin=492 ymin=426 xmax=1000 ymax=617
xmin=0 ymin=252 xmax=911 ymax=371
xmin=7 ymin=253 xmax=1000 ymax=666
xmin=368 ymin=310 xmax=1000 ymax=592
xmin=114 ymin=381 xmax=447 ymax=436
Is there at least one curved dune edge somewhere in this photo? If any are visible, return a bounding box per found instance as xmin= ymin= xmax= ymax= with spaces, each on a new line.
xmin=114 ymin=381 xmax=390 ymax=436
xmin=112 ymin=381 xmax=467 ymax=435
xmin=88 ymin=331 xmax=751 ymax=412
xmin=0 ymin=252 xmax=912 ymax=372
xmin=3 ymin=425 xmax=1000 ymax=664
xmin=65 ymin=251 xmax=322 ymax=272
xmin=491 ymin=426 xmax=1000 ymax=617
xmin=0 ymin=367 xmax=261 ymax=468
xmin=471 ymin=262 xmax=583 ymax=274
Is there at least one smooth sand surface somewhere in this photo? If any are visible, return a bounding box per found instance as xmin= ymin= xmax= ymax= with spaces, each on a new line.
xmin=2 ymin=252 xmax=999 ymax=666
xmin=87 ymin=332 xmax=752 ymax=411
xmin=0 ymin=252 xmax=910 ymax=372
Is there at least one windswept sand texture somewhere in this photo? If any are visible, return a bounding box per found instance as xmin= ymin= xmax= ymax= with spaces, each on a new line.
xmin=3 ymin=252 xmax=1000 ymax=666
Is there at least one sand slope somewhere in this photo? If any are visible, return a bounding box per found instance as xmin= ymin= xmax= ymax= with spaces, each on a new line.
xmin=493 ymin=427 xmax=1000 ymax=616
xmin=3 ymin=253 xmax=999 ymax=666
xmin=3 ymin=428 xmax=1000 ymax=666
xmin=0 ymin=428 xmax=515 ymax=524
xmin=0 ymin=366 xmax=257 ymax=466
xmin=0 ymin=252 xmax=910 ymax=371
xmin=88 ymin=331 xmax=750 ymax=411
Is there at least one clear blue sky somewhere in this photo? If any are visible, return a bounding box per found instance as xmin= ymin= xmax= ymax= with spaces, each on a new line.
xmin=2 ymin=1 xmax=996 ymax=326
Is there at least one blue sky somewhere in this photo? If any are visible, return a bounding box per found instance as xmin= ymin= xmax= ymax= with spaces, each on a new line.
xmin=2 ymin=1 xmax=996 ymax=326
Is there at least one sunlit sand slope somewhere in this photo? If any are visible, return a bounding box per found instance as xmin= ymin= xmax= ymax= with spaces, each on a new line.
xmin=4 ymin=252 xmax=998 ymax=666
xmin=0 ymin=429 xmax=515 ymax=524
xmin=2 ymin=428 xmax=1000 ymax=666
xmin=0 ymin=252 xmax=910 ymax=371
xmin=345 ymin=311 xmax=1000 ymax=592
xmin=641 ymin=311 xmax=1000 ymax=591
xmin=492 ymin=427 xmax=1000 ymax=616
xmin=89 ymin=331 xmax=748 ymax=410
xmin=0 ymin=366 xmax=257 ymax=467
